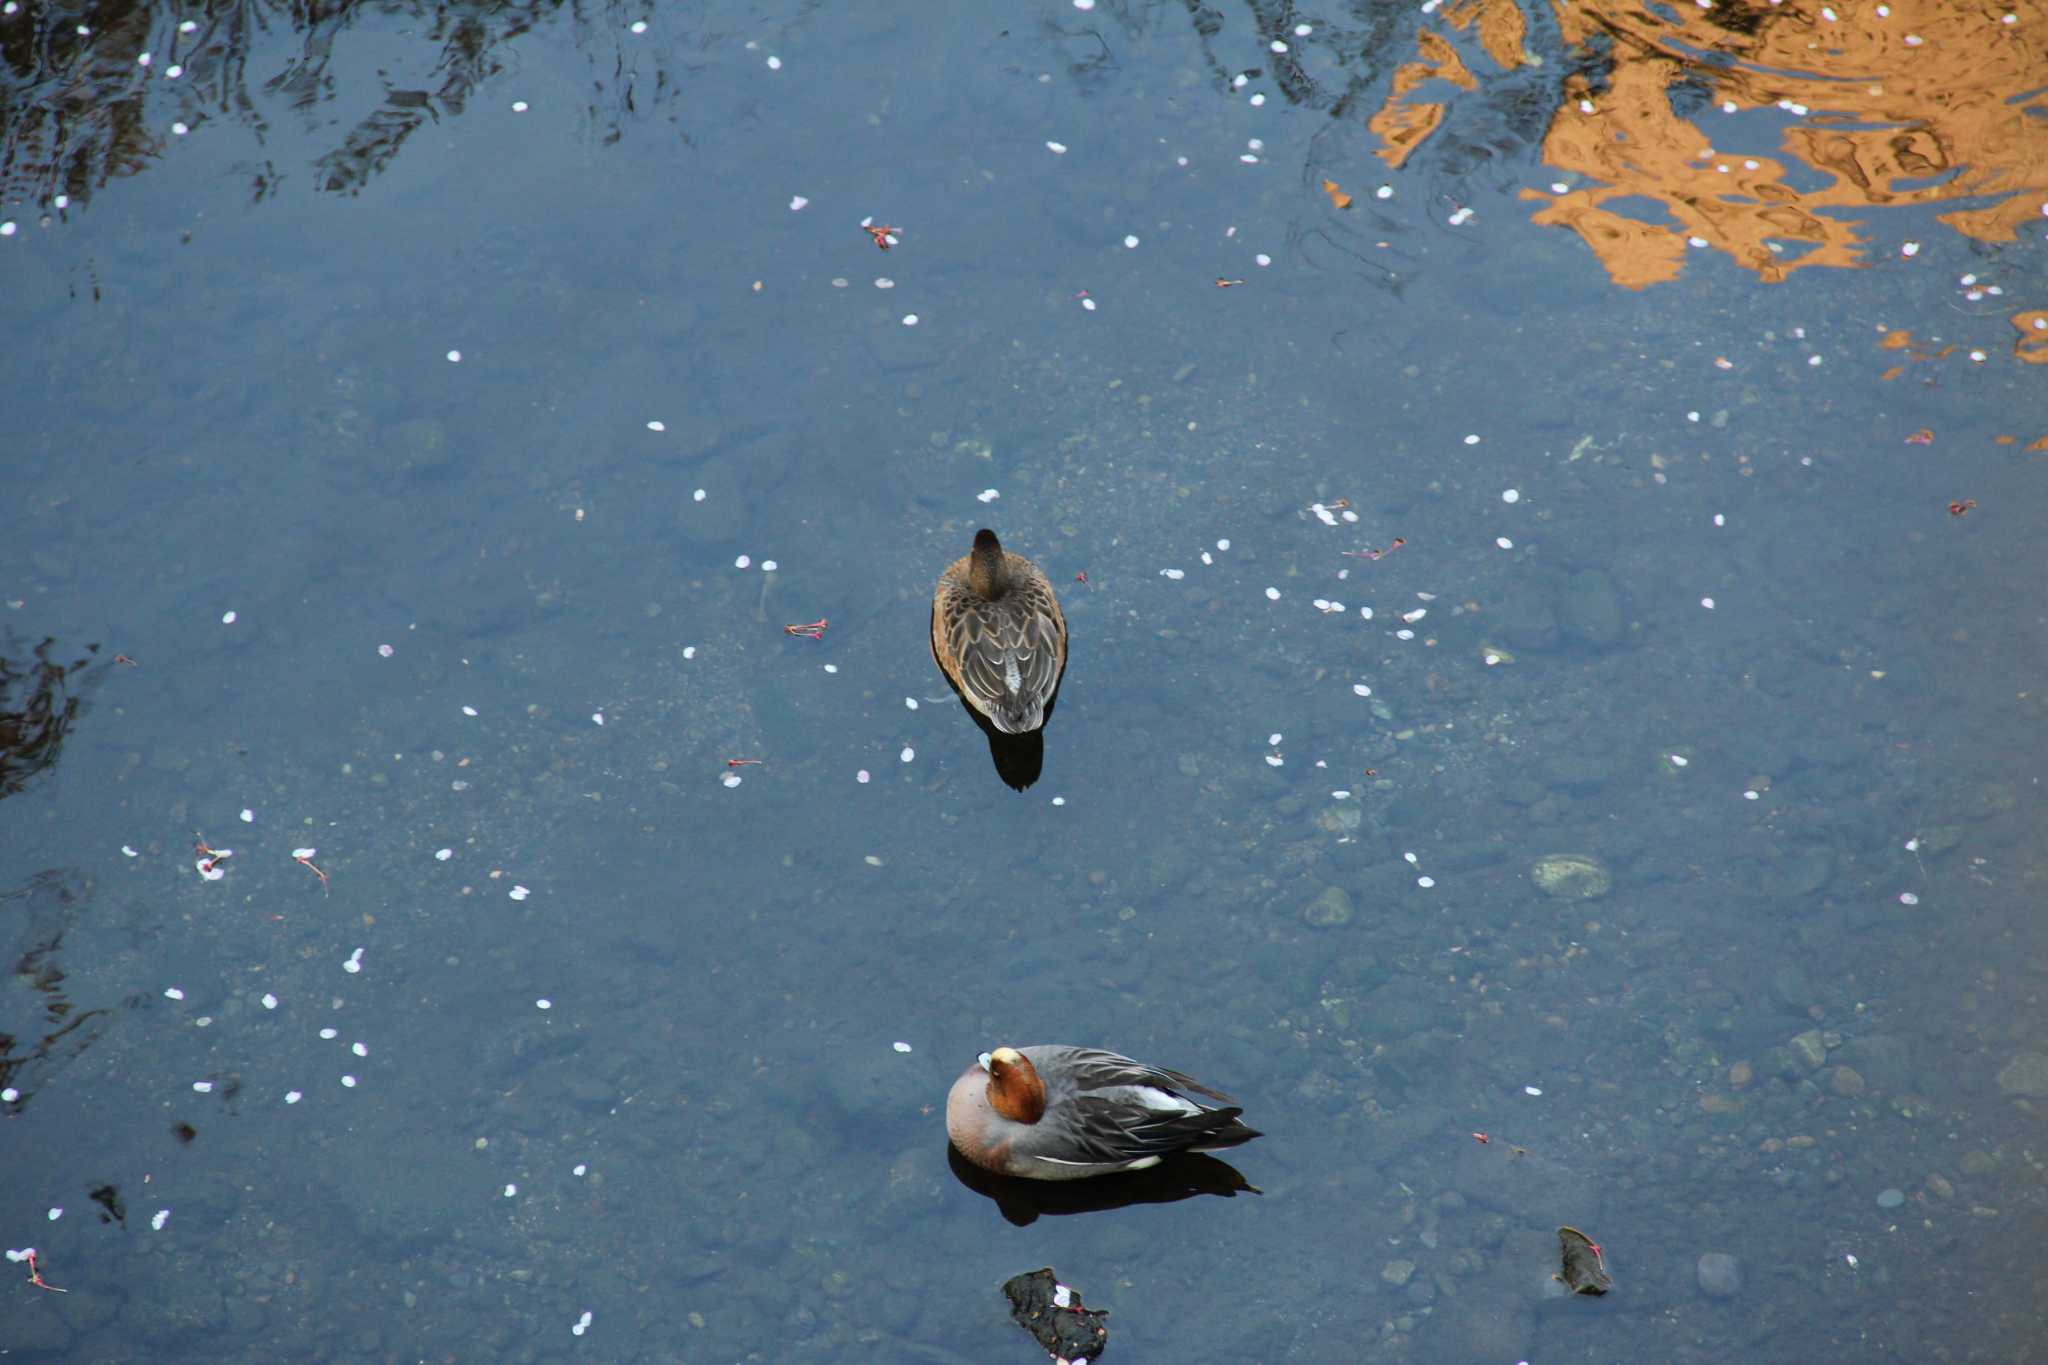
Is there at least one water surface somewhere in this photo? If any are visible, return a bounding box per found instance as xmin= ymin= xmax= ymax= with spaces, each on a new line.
xmin=4 ymin=1 xmax=2046 ymax=1360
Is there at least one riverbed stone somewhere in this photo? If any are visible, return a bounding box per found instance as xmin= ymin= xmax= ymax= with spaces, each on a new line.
xmin=1696 ymin=1252 xmax=1741 ymax=1298
xmin=1995 ymin=1052 xmax=2048 ymax=1097
xmin=1303 ymin=885 xmax=1353 ymax=928
xmin=1788 ymin=1029 xmax=1828 ymax=1071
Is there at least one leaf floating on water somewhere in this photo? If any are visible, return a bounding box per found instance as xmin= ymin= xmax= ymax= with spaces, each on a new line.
xmin=1556 ymin=1226 xmax=1613 ymax=1296
xmin=1002 ymin=1267 xmax=1109 ymax=1363
xmin=1321 ymin=179 xmax=1354 ymax=210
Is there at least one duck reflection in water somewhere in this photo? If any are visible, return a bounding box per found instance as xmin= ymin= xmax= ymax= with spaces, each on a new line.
xmin=947 ymin=1144 xmax=1260 ymax=1228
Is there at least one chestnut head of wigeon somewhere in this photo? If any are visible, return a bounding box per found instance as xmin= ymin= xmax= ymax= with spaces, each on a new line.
xmin=986 ymin=1045 xmax=1048 ymax=1123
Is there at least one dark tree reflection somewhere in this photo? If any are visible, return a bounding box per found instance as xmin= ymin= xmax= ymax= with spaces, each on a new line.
xmin=0 ymin=0 xmax=567 ymax=209
xmin=0 ymin=634 xmax=105 ymax=801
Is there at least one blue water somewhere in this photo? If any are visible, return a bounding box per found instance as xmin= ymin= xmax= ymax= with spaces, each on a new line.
xmin=4 ymin=1 xmax=2045 ymax=1359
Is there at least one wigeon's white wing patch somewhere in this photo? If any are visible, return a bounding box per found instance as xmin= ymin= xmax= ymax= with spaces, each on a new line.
xmin=1100 ymin=1085 xmax=1203 ymax=1116
xmin=1036 ymin=1152 xmax=1164 ymax=1173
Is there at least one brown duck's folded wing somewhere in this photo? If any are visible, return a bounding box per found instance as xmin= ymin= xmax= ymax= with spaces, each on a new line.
xmin=941 ymin=597 xmax=1008 ymax=713
xmin=940 ymin=592 xmax=1063 ymax=718
xmin=1003 ymin=595 xmax=1065 ymax=707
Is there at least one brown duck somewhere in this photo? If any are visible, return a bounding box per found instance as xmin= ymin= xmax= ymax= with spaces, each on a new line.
xmin=931 ymin=529 xmax=1067 ymax=735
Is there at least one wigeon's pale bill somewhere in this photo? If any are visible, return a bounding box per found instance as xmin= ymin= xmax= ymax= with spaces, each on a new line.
xmin=931 ymin=529 xmax=1067 ymax=735
xmin=946 ymin=1045 xmax=1261 ymax=1181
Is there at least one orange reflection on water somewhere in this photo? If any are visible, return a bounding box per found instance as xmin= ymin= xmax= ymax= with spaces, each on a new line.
xmin=1369 ymin=29 xmax=1477 ymax=169
xmin=1371 ymin=0 xmax=2048 ymax=287
xmin=2014 ymin=311 xmax=2048 ymax=365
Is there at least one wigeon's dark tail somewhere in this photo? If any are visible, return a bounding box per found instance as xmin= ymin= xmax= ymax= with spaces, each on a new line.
xmin=1187 ymin=1108 xmax=1261 ymax=1153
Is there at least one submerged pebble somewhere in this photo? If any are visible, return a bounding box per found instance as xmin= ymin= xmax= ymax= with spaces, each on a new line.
xmin=1697 ymin=1251 xmax=1741 ymax=1298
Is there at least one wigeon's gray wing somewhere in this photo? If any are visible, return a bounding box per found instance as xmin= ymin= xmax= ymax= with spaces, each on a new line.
xmin=1041 ymin=1047 xmax=1237 ymax=1104
xmin=1015 ymin=1046 xmax=1252 ymax=1169
xmin=1040 ymin=1094 xmax=1253 ymax=1169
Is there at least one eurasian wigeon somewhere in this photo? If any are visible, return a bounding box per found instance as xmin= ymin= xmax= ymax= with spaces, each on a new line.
xmin=946 ymin=1045 xmax=1261 ymax=1181
xmin=931 ymin=529 xmax=1067 ymax=735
